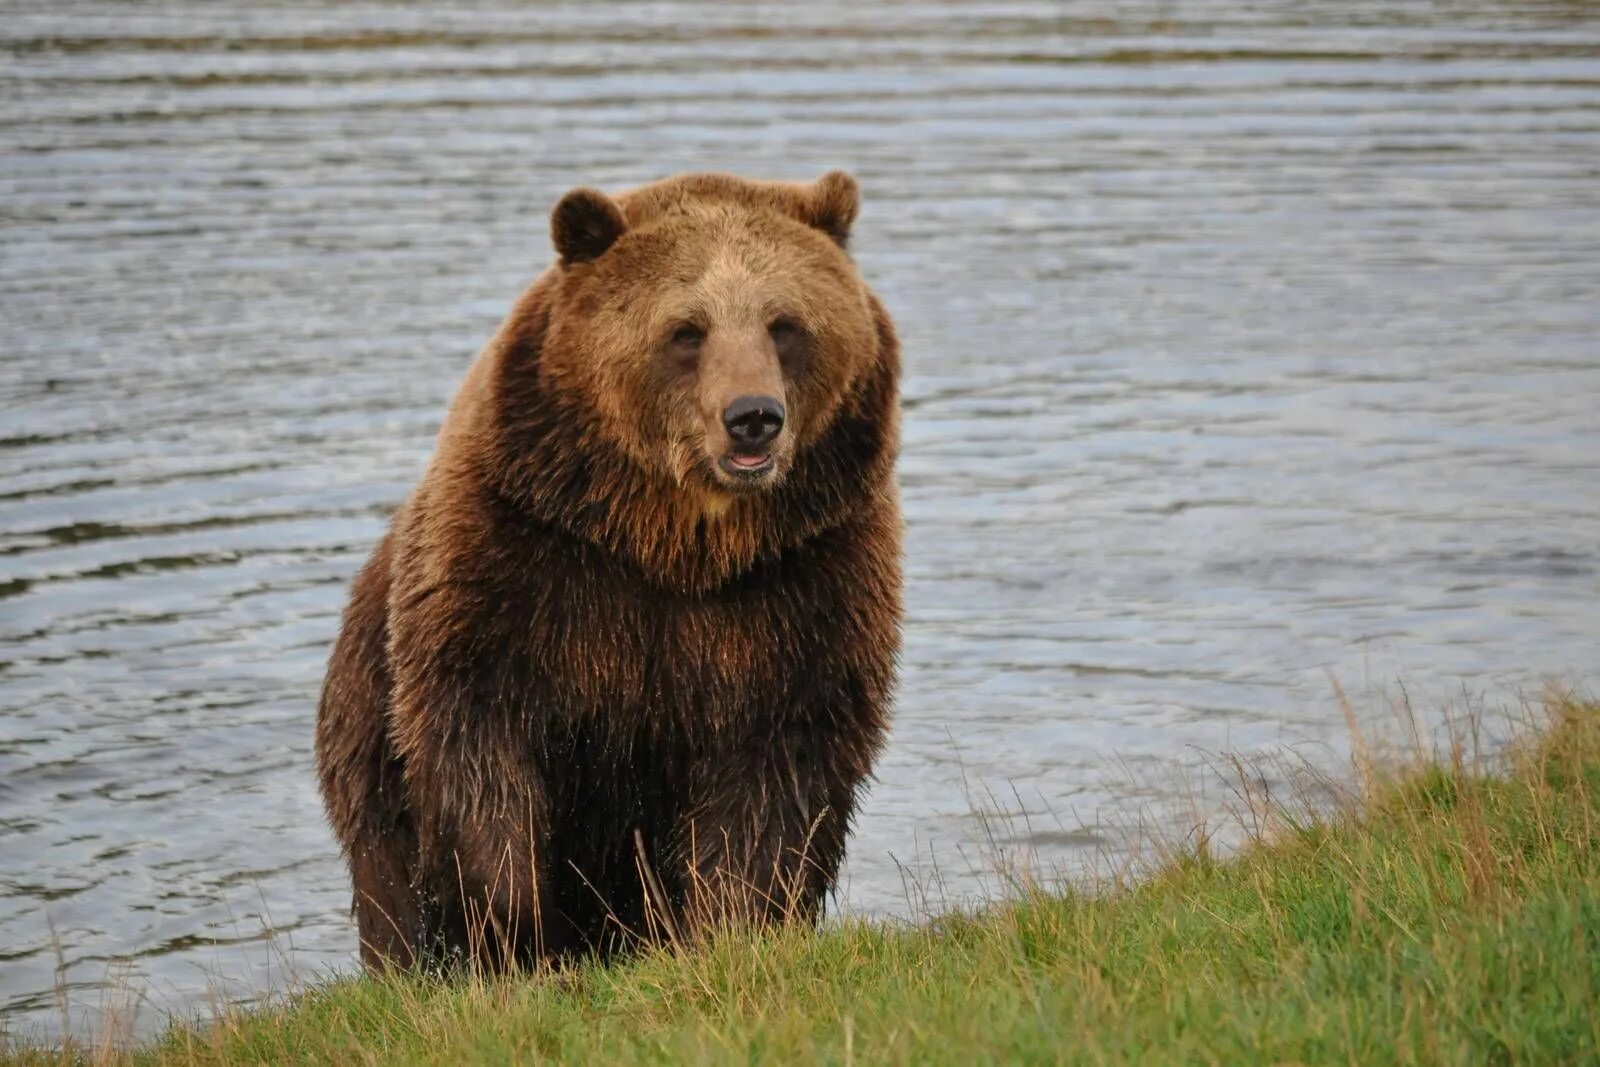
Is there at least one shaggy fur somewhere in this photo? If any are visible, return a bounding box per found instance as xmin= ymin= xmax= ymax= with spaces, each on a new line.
xmin=315 ymin=171 xmax=902 ymax=970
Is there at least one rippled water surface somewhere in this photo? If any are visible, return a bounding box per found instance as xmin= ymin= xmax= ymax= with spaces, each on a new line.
xmin=4 ymin=0 xmax=1599 ymax=1041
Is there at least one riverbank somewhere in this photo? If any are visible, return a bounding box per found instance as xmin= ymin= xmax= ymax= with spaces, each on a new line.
xmin=11 ymin=696 xmax=1598 ymax=1065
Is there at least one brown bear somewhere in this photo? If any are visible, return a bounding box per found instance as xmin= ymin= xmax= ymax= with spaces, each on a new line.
xmin=314 ymin=171 xmax=901 ymax=971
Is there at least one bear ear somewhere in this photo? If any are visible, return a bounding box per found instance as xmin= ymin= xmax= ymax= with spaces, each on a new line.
xmin=551 ymin=187 xmax=628 ymax=265
xmin=804 ymin=170 xmax=860 ymax=247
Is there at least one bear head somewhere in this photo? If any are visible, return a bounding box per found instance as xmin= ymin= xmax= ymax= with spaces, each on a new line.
xmin=541 ymin=170 xmax=876 ymax=497
xmin=475 ymin=171 xmax=897 ymax=591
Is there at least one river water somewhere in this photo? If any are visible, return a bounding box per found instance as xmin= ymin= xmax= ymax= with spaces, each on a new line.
xmin=3 ymin=0 xmax=1598 ymax=1042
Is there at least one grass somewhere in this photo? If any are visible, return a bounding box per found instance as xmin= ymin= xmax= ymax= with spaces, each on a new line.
xmin=9 ymin=695 xmax=1599 ymax=1065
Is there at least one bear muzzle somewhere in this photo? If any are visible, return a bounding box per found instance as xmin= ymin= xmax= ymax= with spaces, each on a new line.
xmin=708 ymin=394 xmax=783 ymax=486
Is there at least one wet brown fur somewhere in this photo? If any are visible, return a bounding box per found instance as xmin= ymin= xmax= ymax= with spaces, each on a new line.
xmin=314 ymin=171 xmax=901 ymax=970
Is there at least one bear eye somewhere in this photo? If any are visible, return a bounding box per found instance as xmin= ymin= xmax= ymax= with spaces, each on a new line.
xmin=669 ymin=322 xmax=704 ymax=348
xmin=768 ymin=317 xmax=803 ymax=344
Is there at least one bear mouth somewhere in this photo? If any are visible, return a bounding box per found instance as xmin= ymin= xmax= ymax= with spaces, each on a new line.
xmin=717 ymin=451 xmax=775 ymax=481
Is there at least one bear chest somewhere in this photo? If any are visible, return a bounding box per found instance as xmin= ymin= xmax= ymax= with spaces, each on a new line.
xmin=508 ymin=533 xmax=887 ymax=733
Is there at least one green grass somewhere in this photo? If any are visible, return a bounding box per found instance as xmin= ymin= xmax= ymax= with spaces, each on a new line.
xmin=11 ymin=697 xmax=1600 ymax=1065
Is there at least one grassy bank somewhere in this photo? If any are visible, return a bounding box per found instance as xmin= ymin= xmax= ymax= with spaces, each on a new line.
xmin=13 ymin=697 xmax=1600 ymax=1065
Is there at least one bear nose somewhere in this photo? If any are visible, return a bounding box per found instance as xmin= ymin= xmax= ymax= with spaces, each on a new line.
xmin=722 ymin=395 xmax=785 ymax=450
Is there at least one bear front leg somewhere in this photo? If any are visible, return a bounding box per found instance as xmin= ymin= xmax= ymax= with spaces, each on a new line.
xmin=315 ymin=537 xmax=425 ymax=971
xmin=667 ymin=722 xmax=870 ymax=938
xmin=384 ymin=593 xmax=564 ymax=969
xmin=392 ymin=710 xmax=560 ymax=969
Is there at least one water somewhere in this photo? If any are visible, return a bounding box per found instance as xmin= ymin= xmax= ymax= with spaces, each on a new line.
xmin=3 ymin=0 xmax=1598 ymax=1042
